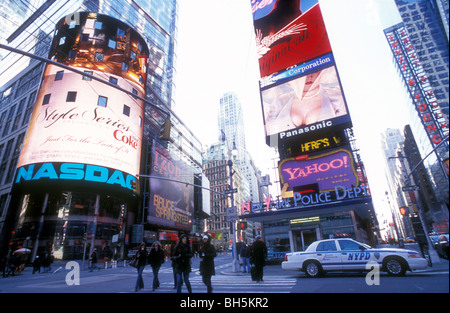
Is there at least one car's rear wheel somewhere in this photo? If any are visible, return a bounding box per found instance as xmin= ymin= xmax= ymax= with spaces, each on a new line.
xmin=304 ymin=260 xmax=323 ymax=278
xmin=384 ymin=257 xmax=407 ymax=276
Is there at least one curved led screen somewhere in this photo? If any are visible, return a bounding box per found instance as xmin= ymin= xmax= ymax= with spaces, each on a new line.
xmin=15 ymin=13 xmax=149 ymax=193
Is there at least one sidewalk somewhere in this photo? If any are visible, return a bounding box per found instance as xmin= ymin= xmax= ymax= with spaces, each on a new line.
xmin=417 ymin=258 xmax=449 ymax=272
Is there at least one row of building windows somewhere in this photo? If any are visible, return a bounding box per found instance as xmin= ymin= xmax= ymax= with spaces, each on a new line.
xmin=42 ymin=91 xmax=140 ymax=123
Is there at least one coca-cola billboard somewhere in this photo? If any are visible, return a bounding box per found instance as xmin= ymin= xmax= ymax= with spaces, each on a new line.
xmin=14 ymin=13 xmax=149 ymax=193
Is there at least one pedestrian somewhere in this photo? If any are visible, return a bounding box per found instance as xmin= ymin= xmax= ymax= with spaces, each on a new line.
xmin=240 ymin=242 xmax=251 ymax=273
xmin=250 ymin=235 xmax=267 ymax=282
xmin=32 ymin=255 xmax=41 ymax=274
xmin=172 ymin=234 xmax=192 ymax=293
xmin=134 ymin=242 xmax=148 ymax=291
xmin=89 ymin=249 xmax=100 ymax=272
xmin=199 ymin=234 xmax=217 ymax=293
xmin=148 ymin=241 xmax=165 ymax=291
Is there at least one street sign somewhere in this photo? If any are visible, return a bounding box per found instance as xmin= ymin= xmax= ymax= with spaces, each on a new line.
xmin=225 ymin=188 xmax=238 ymax=194
xmin=226 ymin=206 xmax=238 ymax=221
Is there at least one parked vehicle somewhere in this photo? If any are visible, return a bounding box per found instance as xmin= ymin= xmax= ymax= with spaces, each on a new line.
xmin=282 ymin=238 xmax=428 ymax=277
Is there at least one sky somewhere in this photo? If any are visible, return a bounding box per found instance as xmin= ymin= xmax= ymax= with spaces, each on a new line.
xmin=174 ymin=0 xmax=410 ymax=220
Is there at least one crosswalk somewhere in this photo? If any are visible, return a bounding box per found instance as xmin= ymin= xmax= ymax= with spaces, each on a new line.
xmin=149 ymin=265 xmax=297 ymax=293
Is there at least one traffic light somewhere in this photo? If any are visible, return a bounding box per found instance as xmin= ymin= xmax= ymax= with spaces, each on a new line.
xmin=399 ymin=206 xmax=409 ymax=216
xmin=238 ymin=221 xmax=247 ymax=230
xmin=160 ymin=119 xmax=171 ymax=141
xmin=83 ymin=233 xmax=87 ymax=241
xmin=131 ymin=179 xmax=139 ymax=195
xmin=9 ymin=230 xmax=15 ymax=246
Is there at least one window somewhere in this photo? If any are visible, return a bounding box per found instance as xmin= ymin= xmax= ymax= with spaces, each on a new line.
xmin=94 ymin=21 xmax=102 ymax=29
xmin=59 ymin=37 xmax=66 ymax=45
xmin=122 ymin=62 xmax=129 ymax=72
xmin=55 ymin=71 xmax=64 ymax=81
xmin=108 ymin=39 xmax=116 ymax=49
xmin=109 ymin=77 xmax=118 ymax=85
xmin=69 ymin=20 xmax=77 ymax=29
xmin=66 ymin=92 xmax=77 ymax=102
xmin=83 ymin=70 xmax=93 ymax=81
xmin=43 ymin=94 xmax=51 ymax=105
xmin=94 ymin=52 xmax=104 ymax=62
xmin=338 ymin=240 xmax=361 ymax=251
xmin=117 ymin=28 xmax=125 ymax=37
xmin=317 ymin=241 xmax=337 ymax=252
xmin=97 ymin=96 xmax=107 ymax=107
xmin=123 ymin=105 xmax=130 ymax=116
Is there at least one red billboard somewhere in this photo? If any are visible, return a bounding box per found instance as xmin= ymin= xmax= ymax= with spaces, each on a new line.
xmin=251 ymin=0 xmax=331 ymax=77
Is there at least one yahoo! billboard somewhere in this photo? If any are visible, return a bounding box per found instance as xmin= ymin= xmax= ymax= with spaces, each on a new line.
xmin=279 ymin=148 xmax=359 ymax=196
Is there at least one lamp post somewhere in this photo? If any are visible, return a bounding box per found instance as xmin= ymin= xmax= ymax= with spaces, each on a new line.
xmin=227 ymin=159 xmax=240 ymax=273
xmin=388 ymin=154 xmax=441 ymax=264
xmin=220 ymin=129 xmax=240 ymax=272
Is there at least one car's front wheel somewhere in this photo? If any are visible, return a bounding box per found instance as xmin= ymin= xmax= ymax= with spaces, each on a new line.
xmin=304 ymin=260 xmax=323 ymax=278
xmin=384 ymin=257 xmax=407 ymax=276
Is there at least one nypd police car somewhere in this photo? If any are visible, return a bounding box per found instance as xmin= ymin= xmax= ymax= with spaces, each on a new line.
xmin=282 ymin=239 xmax=428 ymax=277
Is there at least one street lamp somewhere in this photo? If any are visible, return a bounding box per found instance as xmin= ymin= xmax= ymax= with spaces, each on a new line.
xmin=221 ymin=130 xmax=240 ymax=272
xmin=388 ymin=153 xmax=441 ymax=264
xmin=227 ymin=158 xmax=240 ymax=273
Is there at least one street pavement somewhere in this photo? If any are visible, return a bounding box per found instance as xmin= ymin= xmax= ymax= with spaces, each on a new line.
xmin=0 ymin=245 xmax=447 ymax=294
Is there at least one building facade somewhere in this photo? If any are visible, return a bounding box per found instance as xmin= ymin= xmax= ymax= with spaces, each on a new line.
xmin=0 ymin=0 xmax=207 ymax=260
xmin=384 ymin=18 xmax=449 ymax=234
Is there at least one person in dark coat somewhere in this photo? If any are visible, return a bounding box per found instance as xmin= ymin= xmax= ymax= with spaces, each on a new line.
xmin=250 ymin=235 xmax=268 ymax=282
xmin=240 ymin=243 xmax=251 ymax=273
xmin=134 ymin=243 xmax=148 ymax=291
xmin=172 ymin=234 xmax=192 ymax=293
xmin=32 ymin=255 xmax=41 ymax=274
xmin=199 ymin=234 xmax=217 ymax=293
xmin=89 ymin=249 xmax=99 ymax=272
xmin=148 ymin=241 xmax=165 ymax=291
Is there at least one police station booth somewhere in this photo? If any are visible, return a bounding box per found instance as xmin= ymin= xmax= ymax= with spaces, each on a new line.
xmin=241 ymin=188 xmax=377 ymax=260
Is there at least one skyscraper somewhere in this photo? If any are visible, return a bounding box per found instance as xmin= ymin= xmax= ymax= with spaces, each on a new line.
xmin=0 ymin=0 xmax=206 ymax=260
xmin=384 ymin=8 xmax=449 ymax=223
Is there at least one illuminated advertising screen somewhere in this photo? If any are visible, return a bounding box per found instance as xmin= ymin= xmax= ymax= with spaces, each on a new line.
xmin=251 ymin=0 xmax=331 ymax=77
xmin=261 ymin=64 xmax=352 ymax=145
xmin=279 ymin=148 xmax=359 ymax=196
xmin=14 ymin=13 xmax=149 ymax=193
xmin=148 ymin=140 xmax=194 ymax=230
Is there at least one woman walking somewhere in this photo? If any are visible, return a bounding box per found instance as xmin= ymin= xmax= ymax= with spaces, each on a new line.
xmin=134 ymin=242 xmax=148 ymax=292
xmin=199 ymin=234 xmax=217 ymax=293
xmin=148 ymin=241 xmax=165 ymax=291
xmin=172 ymin=234 xmax=192 ymax=293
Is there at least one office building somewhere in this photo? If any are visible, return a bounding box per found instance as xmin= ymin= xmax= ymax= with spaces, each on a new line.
xmin=0 ymin=0 xmax=206 ymax=260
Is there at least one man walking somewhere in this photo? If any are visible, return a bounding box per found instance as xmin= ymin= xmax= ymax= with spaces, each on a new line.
xmin=250 ymin=236 xmax=267 ymax=282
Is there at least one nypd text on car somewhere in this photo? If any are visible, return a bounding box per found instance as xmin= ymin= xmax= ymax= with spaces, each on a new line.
xmin=282 ymin=239 xmax=428 ymax=277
